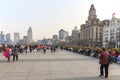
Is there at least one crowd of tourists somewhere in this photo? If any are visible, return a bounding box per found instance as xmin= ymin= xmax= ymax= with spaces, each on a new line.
xmin=63 ymin=46 xmax=120 ymax=78
xmin=1 ymin=44 xmax=120 ymax=64
xmin=0 ymin=44 xmax=59 ymax=62
xmin=64 ymin=47 xmax=120 ymax=64
xmin=3 ymin=45 xmax=19 ymax=62
xmin=1 ymin=44 xmax=119 ymax=78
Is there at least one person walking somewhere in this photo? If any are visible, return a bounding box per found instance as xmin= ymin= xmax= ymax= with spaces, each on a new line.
xmin=111 ymin=50 xmax=116 ymax=63
xmin=43 ymin=46 xmax=46 ymax=53
xmin=29 ymin=45 xmax=32 ymax=53
xmin=12 ymin=46 xmax=18 ymax=61
xmin=99 ymin=48 xmax=110 ymax=78
xmin=24 ymin=45 xmax=28 ymax=54
xmin=3 ymin=45 xmax=10 ymax=62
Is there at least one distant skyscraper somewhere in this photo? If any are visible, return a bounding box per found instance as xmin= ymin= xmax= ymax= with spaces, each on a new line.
xmin=6 ymin=33 xmax=12 ymax=44
xmin=6 ymin=33 xmax=10 ymax=41
xmin=52 ymin=35 xmax=58 ymax=41
xmin=59 ymin=29 xmax=69 ymax=41
xmin=23 ymin=36 xmax=28 ymax=44
xmin=0 ymin=32 xmax=5 ymax=45
xmin=27 ymin=27 xmax=33 ymax=44
xmin=14 ymin=32 xmax=20 ymax=44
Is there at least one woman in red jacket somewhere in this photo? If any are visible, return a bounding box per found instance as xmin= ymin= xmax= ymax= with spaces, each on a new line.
xmin=3 ymin=45 xmax=10 ymax=62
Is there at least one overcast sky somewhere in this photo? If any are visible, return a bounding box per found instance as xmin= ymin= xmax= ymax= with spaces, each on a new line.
xmin=0 ymin=0 xmax=120 ymax=41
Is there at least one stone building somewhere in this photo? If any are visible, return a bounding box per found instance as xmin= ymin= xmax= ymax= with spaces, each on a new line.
xmin=71 ymin=26 xmax=80 ymax=46
xmin=80 ymin=4 xmax=107 ymax=47
xmin=72 ymin=26 xmax=80 ymax=40
xmin=59 ymin=29 xmax=69 ymax=41
xmin=103 ymin=16 xmax=120 ymax=48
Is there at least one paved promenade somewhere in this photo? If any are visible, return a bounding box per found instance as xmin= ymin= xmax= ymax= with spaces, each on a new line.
xmin=0 ymin=50 xmax=120 ymax=80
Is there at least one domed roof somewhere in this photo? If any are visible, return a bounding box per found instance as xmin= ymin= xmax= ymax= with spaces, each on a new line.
xmin=73 ymin=26 xmax=79 ymax=32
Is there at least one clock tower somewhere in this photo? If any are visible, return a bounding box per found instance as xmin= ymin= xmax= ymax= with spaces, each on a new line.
xmin=88 ymin=4 xmax=97 ymax=20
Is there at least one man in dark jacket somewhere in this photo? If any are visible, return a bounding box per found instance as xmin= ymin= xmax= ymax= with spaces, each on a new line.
xmin=99 ymin=48 xmax=110 ymax=78
xmin=12 ymin=46 xmax=18 ymax=61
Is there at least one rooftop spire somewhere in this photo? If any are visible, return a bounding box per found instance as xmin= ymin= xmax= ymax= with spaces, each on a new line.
xmin=88 ymin=4 xmax=97 ymax=20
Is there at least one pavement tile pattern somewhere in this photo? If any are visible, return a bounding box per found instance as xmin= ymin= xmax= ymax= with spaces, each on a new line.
xmin=0 ymin=50 xmax=120 ymax=80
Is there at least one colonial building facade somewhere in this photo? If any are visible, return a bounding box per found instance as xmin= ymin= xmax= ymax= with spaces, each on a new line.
xmin=72 ymin=26 xmax=80 ymax=40
xmin=103 ymin=16 xmax=120 ymax=48
xmin=80 ymin=4 xmax=108 ymax=47
xmin=71 ymin=26 xmax=80 ymax=45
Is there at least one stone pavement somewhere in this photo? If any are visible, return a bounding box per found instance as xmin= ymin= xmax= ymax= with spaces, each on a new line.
xmin=0 ymin=50 xmax=120 ymax=80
